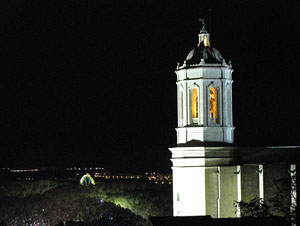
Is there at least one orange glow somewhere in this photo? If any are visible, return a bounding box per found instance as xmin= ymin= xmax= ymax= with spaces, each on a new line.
xmin=204 ymin=36 xmax=210 ymax=47
xmin=192 ymin=88 xmax=198 ymax=118
xmin=210 ymin=87 xmax=217 ymax=119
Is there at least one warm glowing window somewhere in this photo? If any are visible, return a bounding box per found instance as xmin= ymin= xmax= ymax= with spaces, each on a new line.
xmin=203 ymin=36 xmax=210 ymax=47
xmin=210 ymin=87 xmax=217 ymax=119
xmin=192 ymin=88 xmax=198 ymax=119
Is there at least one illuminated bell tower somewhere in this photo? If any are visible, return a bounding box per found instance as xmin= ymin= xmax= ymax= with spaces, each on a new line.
xmin=170 ymin=19 xmax=235 ymax=217
xmin=176 ymin=21 xmax=234 ymax=144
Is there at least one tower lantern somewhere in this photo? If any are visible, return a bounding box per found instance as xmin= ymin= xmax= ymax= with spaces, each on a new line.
xmin=197 ymin=18 xmax=210 ymax=47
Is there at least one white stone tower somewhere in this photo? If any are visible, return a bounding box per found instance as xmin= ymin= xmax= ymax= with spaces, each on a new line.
xmin=170 ymin=20 xmax=236 ymax=217
xmin=176 ymin=21 xmax=234 ymax=145
xmin=169 ymin=19 xmax=299 ymax=220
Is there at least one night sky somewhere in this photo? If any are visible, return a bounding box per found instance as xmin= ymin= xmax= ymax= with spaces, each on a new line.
xmin=1 ymin=0 xmax=300 ymax=172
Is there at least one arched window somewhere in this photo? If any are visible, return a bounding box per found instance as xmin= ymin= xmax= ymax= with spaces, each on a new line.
xmin=210 ymin=87 xmax=217 ymax=119
xmin=192 ymin=88 xmax=198 ymax=119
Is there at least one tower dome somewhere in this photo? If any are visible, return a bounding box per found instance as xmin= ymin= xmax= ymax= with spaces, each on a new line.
xmin=183 ymin=18 xmax=224 ymax=65
xmin=186 ymin=44 xmax=223 ymax=64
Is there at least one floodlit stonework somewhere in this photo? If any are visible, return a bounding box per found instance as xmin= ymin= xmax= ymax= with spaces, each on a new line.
xmin=170 ymin=21 xmax=238 ymax=217
xmin=169 ymin=21 xmax=299 ymax=218
xmin=175 ymin=65 xmax=234 ymax=144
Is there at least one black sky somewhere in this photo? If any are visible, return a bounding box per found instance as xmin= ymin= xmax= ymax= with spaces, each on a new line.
xmin=1 ymin=0 xmax=300 ymax=172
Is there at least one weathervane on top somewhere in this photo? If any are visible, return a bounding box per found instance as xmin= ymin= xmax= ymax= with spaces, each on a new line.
xmin=198 ymin=9 xmax=212 ymax=34
xmin=198 ymin=18 xmax=206 ymax=31
xmin=197 ymin=17 xmax=210 ymax=47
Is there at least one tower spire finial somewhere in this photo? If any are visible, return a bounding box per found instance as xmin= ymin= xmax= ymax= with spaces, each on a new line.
xmin=197 ymin=18 xmax=210 ymax=47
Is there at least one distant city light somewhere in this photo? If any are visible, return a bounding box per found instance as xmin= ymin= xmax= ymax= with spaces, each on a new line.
xmin=10 ymin=169 xmax=39 ymax=173
xmin=4 ymin=167 xmax=172 ymax=184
